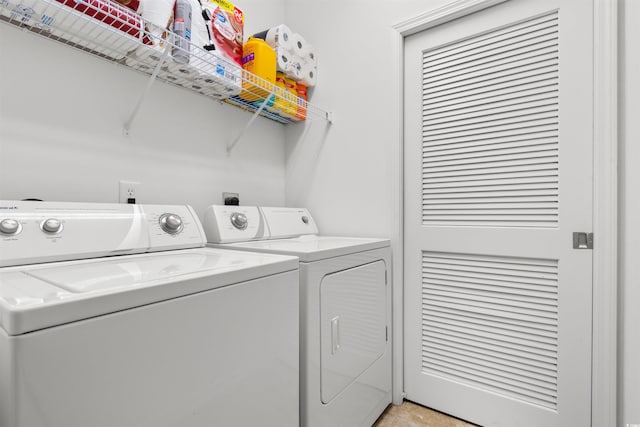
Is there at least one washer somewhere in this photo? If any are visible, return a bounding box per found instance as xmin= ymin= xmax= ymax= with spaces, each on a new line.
xmin=203 ymin=205 xmax=392 ymax=427
xmin=0 ymin=200 xmax=299 ymax=427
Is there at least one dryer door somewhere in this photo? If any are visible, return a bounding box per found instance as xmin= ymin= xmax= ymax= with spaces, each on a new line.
xmin=320 ymin=260 xmax=387 ymax=404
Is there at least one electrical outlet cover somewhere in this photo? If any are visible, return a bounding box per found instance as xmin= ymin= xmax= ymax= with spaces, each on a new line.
xmin=119 ymin=180 xmax=139 ymax=204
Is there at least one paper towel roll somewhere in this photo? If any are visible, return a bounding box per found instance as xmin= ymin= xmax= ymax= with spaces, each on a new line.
xmin=141 ymin=0 xmax=175 ymax=29
xmin=305 ymin=43 xmax=318 ymax=67
xmin=300 ymin=61 xmax=317 ymax=87
xmin=167 ymin=60 xmax=198 ymax=80
xmin=125 ymin=45 xmax=169 ymax=74
xmin=252 ymin=24 xmax=293 ymax=51
xmin=275 ymin=48 xmax=293 ymax=73
xmin=291 ymin=33 xmax=309 ymax=57
xmin=285 ymin=56 xmax=304 ymax=81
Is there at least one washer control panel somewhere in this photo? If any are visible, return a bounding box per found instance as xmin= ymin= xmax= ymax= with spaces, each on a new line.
xmin=143 ymin=205 xmax=206 ymax=252
xmin=0 ymin=201 xmax=206 ymax=267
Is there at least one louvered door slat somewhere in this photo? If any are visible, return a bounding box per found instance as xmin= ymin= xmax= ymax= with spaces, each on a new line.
xmin=423 ymin=253 xmax=558 ymax=271
xmin=424 ymin=107 xmax=557 ymax=135
xmin=424 ymin=339 xmax=557 ymax=375
xmin=423 ymin=165 xmax=557 ymax=181
xmin=424 ymin=140 xmax=557 ymax=160
xmin=423 ymin=125 xmax=558 ymax=149
xmin=423 ymin=349 xmax=557 ymax=389
xmin=421 ymin=10 xmax=559 ymax=228
xmin=424 ymin=58 xmax=558 ymax=98
xmin=423 ymin=149 xmax=557 ymax=169
xmin=421 ymin=358 xmax=557 ymax=408
xmin=422 ymin=327 xmax=556 ymax=360
xmin=424 ymin=45 xmax=558 ymax=86
xmin=424 ymin=24 xmax=558 ymax=73
xmin=424 ymin=13 xmax=558 ymax=64
xmin=421 ymin=250 xmax=559 ymax=409
xmin=421 ymin=335 xmax=557 ymax=378
xmin=424 ymin=177 xmax=557 ymax=190
xmin=422 ymin=272 xmax=558 ymax=292
xmin=424 ymin=82 xmax=558 ymax=114
xmin=424 ymin=98 xmax=558 ymax=128
xmin=423 ymin=308 xmax=557 ymax=340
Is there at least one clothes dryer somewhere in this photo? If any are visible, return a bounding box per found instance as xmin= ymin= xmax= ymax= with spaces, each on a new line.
xmin=0 ymin=201 xmax=299 ymax=427
xmin=203 ymin=205 xmax=392 ymax=427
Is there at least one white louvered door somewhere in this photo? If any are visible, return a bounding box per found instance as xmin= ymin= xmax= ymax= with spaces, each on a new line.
xmin=403 ymin=1 xmax=593 ymax=426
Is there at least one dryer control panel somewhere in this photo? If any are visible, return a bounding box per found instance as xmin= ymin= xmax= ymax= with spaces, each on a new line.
xmin=202 ymin=205 xmax=266 ymax=243
xmin=202 ymin=205 xmax=319 ymax=243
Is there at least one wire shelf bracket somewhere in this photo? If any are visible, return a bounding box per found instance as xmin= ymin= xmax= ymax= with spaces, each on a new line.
xmin=226 ymin=86 xmax=277 ymax=154
xmin=123 ymin=43 xmax=171 ymax=136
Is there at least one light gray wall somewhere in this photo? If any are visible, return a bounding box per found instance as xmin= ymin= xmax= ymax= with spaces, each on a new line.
xmin=0 ymin=0 xmax=287 ymax=219
xmin=619 ymin=0 xmax=639 ymax=425
xmin=284 ymin=0 xmax=450 ymax=238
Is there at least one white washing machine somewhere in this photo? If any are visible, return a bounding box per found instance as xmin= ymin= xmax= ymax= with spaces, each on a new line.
xmin=0 ymin=200 xmax=299 ymax=427
xmin=202 ymin=205 xmax=392 ymax=427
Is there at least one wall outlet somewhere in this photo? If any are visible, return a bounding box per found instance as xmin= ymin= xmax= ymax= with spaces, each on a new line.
xmin=223 ymin=192 xmax=239 ymax=205
xmin=119 ymin=180 xmax=139 ymax=204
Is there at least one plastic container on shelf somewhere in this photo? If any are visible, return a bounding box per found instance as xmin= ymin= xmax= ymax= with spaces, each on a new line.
xmin=292 ymin=83 xmax=307 ymax=122
xmin=239 ymin=38 xmax=276 ymax=102
xmin=283 ymin=76 xmax=299 ymax=118
xmin=171 ymin=0 xmax=192 ymax=63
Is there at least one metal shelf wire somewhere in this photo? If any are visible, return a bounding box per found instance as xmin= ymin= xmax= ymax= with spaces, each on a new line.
xmin=0 ymin=0 xmax=331 ymax=127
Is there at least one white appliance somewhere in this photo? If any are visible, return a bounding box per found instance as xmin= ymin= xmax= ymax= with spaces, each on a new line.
xmin=0 ymin=200 xmax=299 ymax=427
xmin=203 ymin=205 xmax=392 ymax=427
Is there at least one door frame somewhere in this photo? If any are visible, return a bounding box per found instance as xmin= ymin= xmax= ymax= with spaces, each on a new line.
xmin=389 ymin=1 xmax=618 ymax=426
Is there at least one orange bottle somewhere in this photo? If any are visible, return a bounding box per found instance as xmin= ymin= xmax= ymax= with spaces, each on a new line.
xmin=273 ymin=72 xmax=293 ymax=118
xmin=283 ymin=77 xmax=299 ymax=118
xmin=293 ymin=83 xmax=307 ymax=122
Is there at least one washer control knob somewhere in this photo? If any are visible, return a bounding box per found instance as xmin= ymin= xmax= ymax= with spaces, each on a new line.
xmin=0 ymin=218 xmax=21 ymax=235
xmin=41 ymin=218 xmax=62 ymax=234
xmin=301 ymin=215 xmax=309 ymax=224
xmin=230 ymin=212 xmax=248 ymax=230
xmin=159 ymin=213 xmax=183 ymax=234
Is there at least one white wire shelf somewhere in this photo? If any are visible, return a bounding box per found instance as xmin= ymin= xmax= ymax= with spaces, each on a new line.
xmin=0 ymin=0 xmax=331 ymax=126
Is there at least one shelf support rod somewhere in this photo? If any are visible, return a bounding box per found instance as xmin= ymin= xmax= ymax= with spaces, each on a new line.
xmin=123 ymin=44 xmax=172 ymax=136
xmin=226 ymin=87 xmax=277 ymax=154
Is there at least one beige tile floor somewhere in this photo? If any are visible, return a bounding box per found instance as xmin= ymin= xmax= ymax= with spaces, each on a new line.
xmin=373 ymin=400 xmax=479 ymax=427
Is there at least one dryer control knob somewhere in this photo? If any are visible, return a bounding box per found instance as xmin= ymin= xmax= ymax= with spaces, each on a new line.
xmin=230 ymin=212 xmax=248 ymax=230
xmin=0 ymin=218 xmax=21 ymax=235
xmin=41 ymin=218 xmax=62 ymax=234
xmin=159 ymin=213 xmax=183 ymax=234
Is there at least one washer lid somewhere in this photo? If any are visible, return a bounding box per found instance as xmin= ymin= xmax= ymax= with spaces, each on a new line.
xmin=217 ymin=235 xmax=390 ymax=262
xmin=0 ymin=248 xmax=298 ymax=335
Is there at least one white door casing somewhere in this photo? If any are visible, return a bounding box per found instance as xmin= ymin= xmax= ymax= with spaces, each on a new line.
xmin=402 ymin=1 xmax=594 ymax=426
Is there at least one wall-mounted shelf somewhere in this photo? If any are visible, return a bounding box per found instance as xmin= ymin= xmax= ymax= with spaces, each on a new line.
xmin=0 ymin=0 xmax=332 ymax=130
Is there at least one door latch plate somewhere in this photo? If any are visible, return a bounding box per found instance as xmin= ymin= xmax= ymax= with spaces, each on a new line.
xmin=573 ymin=232 xmax=594 ymax=249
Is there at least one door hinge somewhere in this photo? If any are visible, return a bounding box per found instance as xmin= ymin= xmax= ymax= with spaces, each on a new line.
xmin=573 ymin=232 xmax=594 ymax=249
xmin=386 ymin=326 xmax=389 ymax=341
xmin=385 ymin=270 xmax=388 ymax=285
